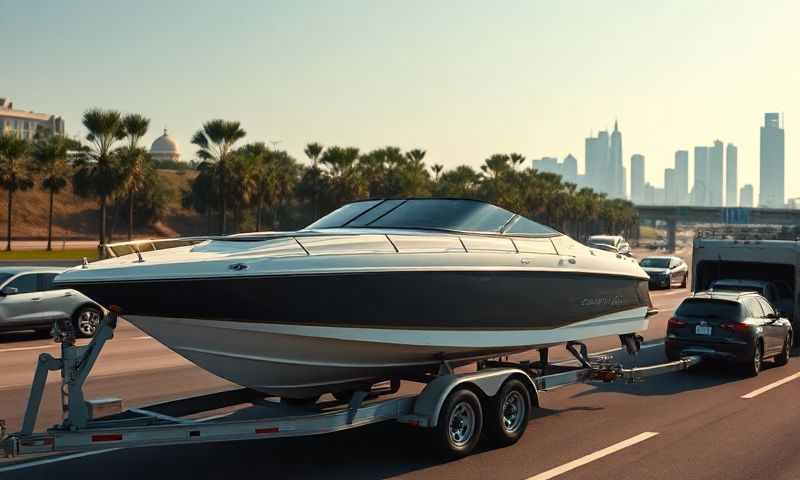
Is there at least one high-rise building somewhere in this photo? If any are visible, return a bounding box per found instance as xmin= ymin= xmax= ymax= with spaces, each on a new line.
xmin=0 ymin=97 xmax=65 ymax=139
xmin=664 ymin=168 xmax=677 ymax=204
xmin=725 ymin=143 xmax=738 ymax=207
xmin=610 ymin=121 xmax=624 ymax=198
xmin=532 ymin=156 xmax=560 ymax=175
xmin=585 ymin=130 xmax=610 ymax=195
xmin=708 ymin=140 xmax=724 ymax=207
xmin=674 ymin=150 xmax=689 ymax=205
xmin=562 ymin=154 xmax=578 ymax=184
xmin=740 ymin=184 xmax=754 ymax=208
xmin=693 ymin=146 xmax=709 ymax=206
xmin=759 ymin=113 xmax=785 ymax=208
xmin=630 ymin=154 xmax=645 ymax=204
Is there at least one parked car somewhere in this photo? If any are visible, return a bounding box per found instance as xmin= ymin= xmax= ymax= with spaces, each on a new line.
xmin=587 ymin=235 xmax=632 ymax=256
xmin=666 ymin=291 xmax=793 ymax=376
xmin=0 ymin=267 xmax=104 ymax=337
xmin=640 ymin=255 xmax=688 ymax=289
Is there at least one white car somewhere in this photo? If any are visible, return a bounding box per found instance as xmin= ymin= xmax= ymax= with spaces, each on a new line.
xmin=0 ymin=267 xmax=104 ymax=337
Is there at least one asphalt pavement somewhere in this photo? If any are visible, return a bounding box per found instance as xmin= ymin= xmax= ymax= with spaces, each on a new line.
xmin=1 ymin=286 xmax=799 ymax=480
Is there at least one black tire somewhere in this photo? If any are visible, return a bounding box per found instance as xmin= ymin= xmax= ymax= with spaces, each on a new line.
xmin=73 ymin=305 xmax=102 ymax=338
xmin=485 ymin=379 xmax=531 ymax=447
xmin=680 ymin=273 xmax=687 ymax=288
xmin=434 ymin=388 xmax=483 ymax=458
xmin=743 ymin=341 xmax=763 ymax=377
xmin=775 ymin=332 xmax=792 ymax=366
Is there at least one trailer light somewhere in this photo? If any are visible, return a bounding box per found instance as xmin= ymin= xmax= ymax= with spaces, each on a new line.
xmin=256 ymin=427 xmax=279 ymax=434
xmin=91 ymin=433 xmax=123 ymax=442
xmin=667 ymin=317 xmax=686 ymax=328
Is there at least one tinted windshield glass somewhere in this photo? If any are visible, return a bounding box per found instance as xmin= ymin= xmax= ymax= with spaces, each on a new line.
xmin=368 ymin=199 xmax=514 ymax=232
xmin=0 ymin=273 xmax=13 ymax=285
xmin=676 ymin=299 xmax=741 ymax=319
xmin=588 ymin=237 xmax=615 ymax=246
xmin=506 ymin=216 xmax=557 ymax=235
xmin=640 ymin=258 xmax=670 ymax=268
xmin=306 ymin=200 xmax=381 ymax=229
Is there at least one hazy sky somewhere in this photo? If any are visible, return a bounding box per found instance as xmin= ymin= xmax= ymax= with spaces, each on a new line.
xmin=2 ymin=0 xmax=797 ymax=200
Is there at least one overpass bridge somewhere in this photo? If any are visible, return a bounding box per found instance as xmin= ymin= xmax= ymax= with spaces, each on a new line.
xmin=635 ymin=205 xmax=800 ymax=251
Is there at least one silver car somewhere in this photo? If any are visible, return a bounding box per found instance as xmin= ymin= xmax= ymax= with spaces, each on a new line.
xmin=0 ymin=267 xmax=103 ymax=337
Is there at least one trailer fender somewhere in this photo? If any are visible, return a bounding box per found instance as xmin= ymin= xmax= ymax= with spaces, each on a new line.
xmin=411 ymin=368 xmax=537 ymax=428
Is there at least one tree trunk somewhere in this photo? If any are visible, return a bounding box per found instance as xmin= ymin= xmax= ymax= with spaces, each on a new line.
xmin=255 ymin=197 xmax=263 ymax=231
xmin=99 ymin=195 xmax=107 ymax=247
xmin=47 ymin=189 xmax=54 ymax=251
xmin=108 ymin=198 xmax=121 ymax=244
xmin=5 ymin=189 xmax=12 ymax=251
xmin=206 ymin=207 xmax=212 ymax=236
xmin=128 ymin=189 xmax=134 ymax=241
xmin=218 ymin=164 xmax=226 ymax=235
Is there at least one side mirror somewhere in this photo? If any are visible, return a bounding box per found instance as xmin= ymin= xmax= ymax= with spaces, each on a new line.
xmin=1 ymin=286 xmax=19 ymax=296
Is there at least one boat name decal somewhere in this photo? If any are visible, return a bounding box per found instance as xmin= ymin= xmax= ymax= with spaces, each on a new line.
xmin=580 ymin=295 xmax=624 ymax=307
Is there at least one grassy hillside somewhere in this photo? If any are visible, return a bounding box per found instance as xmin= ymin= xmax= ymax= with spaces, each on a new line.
xmin=0 ymin=169 xmax=205 ymax=241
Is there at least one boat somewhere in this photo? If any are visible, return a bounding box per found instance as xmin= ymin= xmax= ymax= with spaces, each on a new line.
xmin=55 ymin=198 xmax=652 ymax=399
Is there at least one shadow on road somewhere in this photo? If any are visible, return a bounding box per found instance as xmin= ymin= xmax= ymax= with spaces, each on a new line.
xmin=0 ymin=330 xmax=48 ymax=345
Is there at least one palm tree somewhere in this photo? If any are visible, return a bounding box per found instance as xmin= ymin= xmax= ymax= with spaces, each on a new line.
xmin=191 ymin=120 xmax=246 ymax=234
xmin=77 ymin=108 xmax=125 ymax=245
xmin=304 ymin=142 xmax=324 ymax=217
xmin=32 ymin=135 xmax=70 ymax=251
xmin=431 ymin=164 xmax=444 ymax=182
xmin=119 ymin=114 xmax=150 ymax=240
xmin=0 ymin=135 xmax=33 ymax=251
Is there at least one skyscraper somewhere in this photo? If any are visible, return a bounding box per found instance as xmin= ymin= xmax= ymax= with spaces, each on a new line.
xmin=740 ymin=184 xmax=754 ymax=208
xmin=693 ymin=146 xmax=709 ymax=206
xmin=585 ymin=130 xmax=610 ymax=195
xmin=562 ymin=154 xmax=578 ymax=184
xmin=664 ymin=168 xmax=677 ymax=204
xmin=630 ymin=154 xmax=645 ymax=204
xmin=708 ymin=140 xmax=724 ymax=207
xmin=726 ymin=143 xmax=738 ymax=207
xmin=674 ymin=150 xmax=689 ymax=205
xmin=759 ymin=113 xmax=785 ymax=208
xmin=610 ymin=121 xmax=623 ymax=198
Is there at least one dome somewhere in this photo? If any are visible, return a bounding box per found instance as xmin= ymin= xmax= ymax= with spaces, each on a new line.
xmin=150 ymin=128 xmax=181 ymax=161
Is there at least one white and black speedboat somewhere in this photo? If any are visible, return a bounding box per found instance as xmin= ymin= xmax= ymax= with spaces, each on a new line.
xmin=55 ymin=198 xmax=652 ymax=399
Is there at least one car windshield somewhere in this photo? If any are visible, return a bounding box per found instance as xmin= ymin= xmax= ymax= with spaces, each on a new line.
xmin=675 ymin=299 xmax=742 ymax=319
xmin=640 ymin=258 xmax=671 ymax=268
xmin=0 ymin=273 xmax=14 ymax=285
xmin=306 ymin=199 xmax=556 ymax=235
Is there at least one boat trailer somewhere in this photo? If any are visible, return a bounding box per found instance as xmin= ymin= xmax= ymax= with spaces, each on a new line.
xmin=1 ymin=313 xmax=701 ymax=459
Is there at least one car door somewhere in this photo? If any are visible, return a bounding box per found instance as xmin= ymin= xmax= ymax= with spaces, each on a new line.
xmin=0 ymin=273 xmax=43 ymax=328
xmin=757 ymin=298 xmax=783 ymax=354
xmin=36 ymin=273 xmax=73 ymax=324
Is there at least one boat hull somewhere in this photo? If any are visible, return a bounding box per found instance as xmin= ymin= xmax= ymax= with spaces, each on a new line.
xmin=126 ymin=305 xmax=648 ymax=398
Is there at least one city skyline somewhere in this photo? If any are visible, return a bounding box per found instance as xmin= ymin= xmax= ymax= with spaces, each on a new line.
xmin=3 ymin=1 xmax=798 ymax=202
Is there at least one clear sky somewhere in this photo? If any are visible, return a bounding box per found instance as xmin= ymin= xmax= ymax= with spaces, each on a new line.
xmin=2 ymin=0 xmax=797 ymax=200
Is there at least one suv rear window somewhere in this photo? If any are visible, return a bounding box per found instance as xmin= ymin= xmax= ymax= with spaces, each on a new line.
xmin=675 ymin=299 xmax=742 ymax=320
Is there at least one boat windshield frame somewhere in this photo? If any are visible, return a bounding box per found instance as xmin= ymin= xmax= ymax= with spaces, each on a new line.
xmin=304 ymin=198 xmax=560 ymax=237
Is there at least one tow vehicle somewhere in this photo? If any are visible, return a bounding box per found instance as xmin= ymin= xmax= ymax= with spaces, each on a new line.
xmin=2 ymin=312 xmax=699 ymax=459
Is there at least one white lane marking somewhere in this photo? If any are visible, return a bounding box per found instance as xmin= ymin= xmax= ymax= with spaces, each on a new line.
xmin=0 ymin=336 xmax=152 ymax=354
xmin=525 ymin=432 xmax=659 ymax=480
xmin=0 ymin=449 xmax=118 ymax=473
xmin=741 ymin=371 xmax=800 ymax=399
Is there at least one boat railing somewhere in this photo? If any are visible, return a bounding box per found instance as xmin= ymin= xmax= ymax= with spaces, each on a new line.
xmin=100 ymin=237 xmax=211 ymax=259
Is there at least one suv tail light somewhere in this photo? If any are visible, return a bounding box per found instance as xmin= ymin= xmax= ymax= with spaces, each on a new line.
xmin=720 ymin=322 xmax=750 ymax=333
xmin=668 ymin=317 xmax=686 ymax=328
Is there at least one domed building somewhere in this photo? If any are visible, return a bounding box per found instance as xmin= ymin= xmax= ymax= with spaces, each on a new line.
xmin=150 ymin=128 xmax=181 ymax=162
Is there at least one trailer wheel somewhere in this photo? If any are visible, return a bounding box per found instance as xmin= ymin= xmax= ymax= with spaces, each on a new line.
xmin=434 ymin=388 xmax=483 ymax=458
xmin=485 ymin=379 xmax=531 ymax=447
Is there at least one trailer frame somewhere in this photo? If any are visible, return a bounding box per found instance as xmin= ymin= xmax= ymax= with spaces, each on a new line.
xmin=1 ymin=313 xmax=700 ymax=459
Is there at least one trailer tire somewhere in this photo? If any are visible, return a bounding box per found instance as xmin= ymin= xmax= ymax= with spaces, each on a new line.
xmin=434 ymin=388 xmax=483 ymax=458
xmin=485 ymin=379 xmax=530 ymax=447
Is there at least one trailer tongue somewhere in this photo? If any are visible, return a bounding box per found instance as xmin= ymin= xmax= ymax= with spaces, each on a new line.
xmin=2 ymin=313 xmax=699 ymax=460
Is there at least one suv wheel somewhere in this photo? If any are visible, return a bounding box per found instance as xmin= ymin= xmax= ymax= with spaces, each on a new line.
xmin=74 ymin=306 xmax=102 ymax=338
xmin=744 ymin=341 xmax=763 ymax=377
xmin=775 ymin=332 xmax=792 ymax=366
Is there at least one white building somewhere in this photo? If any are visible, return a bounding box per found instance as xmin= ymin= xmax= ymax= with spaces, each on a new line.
xmin=0 ymin=97 xmax=65 ymax=139
xmin=150 ymin=128 xmax=181 ymax=162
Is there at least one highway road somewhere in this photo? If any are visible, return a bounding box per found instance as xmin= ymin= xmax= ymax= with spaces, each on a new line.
xmin=1 ymin=286 xmax=799 ymax=479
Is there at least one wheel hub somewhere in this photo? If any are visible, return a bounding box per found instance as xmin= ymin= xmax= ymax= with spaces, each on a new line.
xmin=502 ymin=391 xmax=525 ymax=433
xmin=449 ymin=402 xmax=476 ymax=446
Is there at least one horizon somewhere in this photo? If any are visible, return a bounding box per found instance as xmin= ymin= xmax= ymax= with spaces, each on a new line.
xmin=3 ymin=0 xmax=797 ymax=201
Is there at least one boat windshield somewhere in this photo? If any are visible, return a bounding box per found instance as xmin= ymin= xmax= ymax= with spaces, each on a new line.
xmin=306 ymin=199 xmax=556 ymax=235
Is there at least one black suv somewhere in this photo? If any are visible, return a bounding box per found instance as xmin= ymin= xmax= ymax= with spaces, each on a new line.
xmin=666 ymin=291 xmax=793 ymax=376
